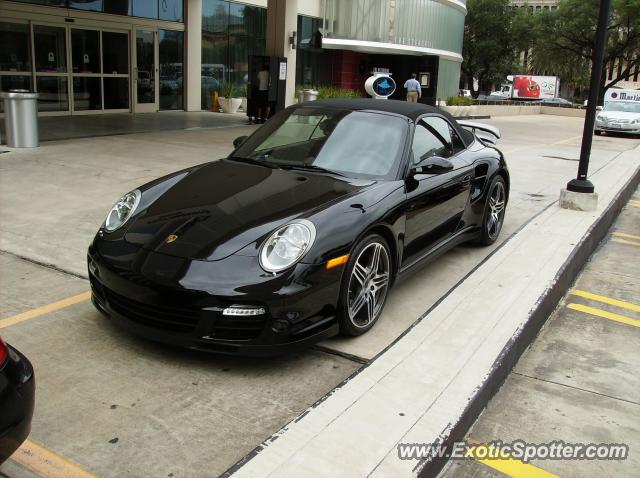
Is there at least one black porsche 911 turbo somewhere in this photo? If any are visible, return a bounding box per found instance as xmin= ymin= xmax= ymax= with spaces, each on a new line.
xmin=88 ymin=99 xmax=508 ymax=355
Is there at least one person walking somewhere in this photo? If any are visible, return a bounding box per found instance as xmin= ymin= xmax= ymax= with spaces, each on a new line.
xmin=256 ymin=63 xmax=271 ymax=123
xmin=404 ymin=74 xmax=421 ymax=103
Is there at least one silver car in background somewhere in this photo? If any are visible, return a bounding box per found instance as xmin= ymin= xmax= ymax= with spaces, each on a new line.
xmin=595 ymin=101 xmax=640 ymax=136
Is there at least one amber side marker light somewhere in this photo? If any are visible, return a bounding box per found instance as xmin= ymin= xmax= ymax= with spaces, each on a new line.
xmin=326 ymin=254 xmax=349 ymax=270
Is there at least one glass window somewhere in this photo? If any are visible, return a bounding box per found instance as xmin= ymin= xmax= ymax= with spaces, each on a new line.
xmin=73 ymin=77 xmax=101 ymax=110
xmin=102 ymin=32 xmax=129 ymax=74
xmin=68 ymin=0 xmax=102 ymax=11
xmin=159 ymin=29 xmax=183 ymax=110
xmin=136 ymin=30 xmax=155 ymax=104
xmin=159 ymin=0 xmax=183 ymax=22
xmin=234 ymin=109 xmax=408 ymax=180
xmin=104 ymin=77 xmax=129 ymax=109
xmin=228 ymin=3 xmax=266 ymax=86
xmin=104 ymin=0 xmax=132 ymax=15
xmin=1 ymin=76 xmax=32 ymax=112
xmin=422 ymin=117 xmax=465 ymax=154
xmin=72 ymin=29 xmax=100 ymax=74
xmin=412 ymin=122 xmax=448 ymax=164
xmin=201 ymin=0 xmax=229 ymax=109
xmin=0 ymin=22 xmax=31 ymax=72
xmin=36 ymin=76 xmax=68 ymax=111
xmin=133 ymin=0 xmax=158 ymax=19
xmin=34 ymin=25 xmax=67 ymax=73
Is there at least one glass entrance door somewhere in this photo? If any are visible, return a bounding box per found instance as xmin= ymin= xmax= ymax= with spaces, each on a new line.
xmin=134 ymin=28 xmax=158 ymax=112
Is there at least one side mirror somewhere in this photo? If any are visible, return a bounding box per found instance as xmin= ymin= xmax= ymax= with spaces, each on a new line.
xmin=233 ymin=135 xmax=248 ymax=148
xmin=410 ymin=156 xmax=454 ymax=175
xmin=596 ymin=106 xmax=603 ymax=112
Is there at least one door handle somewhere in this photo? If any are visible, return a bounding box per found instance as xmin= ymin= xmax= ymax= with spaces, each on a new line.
xmin=461 ymin=175 xmax=471 ymax=187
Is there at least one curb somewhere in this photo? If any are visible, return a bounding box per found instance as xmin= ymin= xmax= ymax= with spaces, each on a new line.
xmin=417 ymin=164 xmax=640 ymax=478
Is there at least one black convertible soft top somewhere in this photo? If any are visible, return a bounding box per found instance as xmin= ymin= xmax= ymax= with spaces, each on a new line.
xmin=297 ymin=98 xmax=475 ymax=146
xmin=300 ymin=98 xmax=442 ymax=120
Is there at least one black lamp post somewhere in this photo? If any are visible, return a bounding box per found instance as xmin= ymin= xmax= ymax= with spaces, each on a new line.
xmin=566 ymin=0 xmax=612 ymax=194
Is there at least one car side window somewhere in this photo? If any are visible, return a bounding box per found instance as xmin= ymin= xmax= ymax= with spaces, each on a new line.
xmin=411 ymin=121 xmax=449 ymax=165
xmin=423 ymin=117 xmax=465 ymax=155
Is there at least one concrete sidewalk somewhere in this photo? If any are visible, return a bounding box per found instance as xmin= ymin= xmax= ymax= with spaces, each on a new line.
xmin=225 ymin=146 xmax=640 ymax=477
xmin=442 ymin=190 xmax=640 ymax=478
xmin=1 ymin=111 xmax=248 ymax=143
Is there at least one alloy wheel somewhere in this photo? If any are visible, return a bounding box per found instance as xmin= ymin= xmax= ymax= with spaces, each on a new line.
xmin=487 ymin=180 xmax=506 ymax=240
xmin=347 ymin=242 xmax=390 ymax=328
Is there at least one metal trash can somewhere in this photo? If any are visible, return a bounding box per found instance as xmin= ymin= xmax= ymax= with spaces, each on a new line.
xmin=1 ymin=90 xmax=40 ymax=148
xmin=298 ymin=89 xmax=319 ymax=103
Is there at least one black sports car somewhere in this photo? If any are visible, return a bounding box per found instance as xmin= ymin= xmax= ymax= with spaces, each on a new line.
xmin=0 ymin=336 xmax=35 ymax=463
xmin=88 ymin=99 xmax=508 ymax=355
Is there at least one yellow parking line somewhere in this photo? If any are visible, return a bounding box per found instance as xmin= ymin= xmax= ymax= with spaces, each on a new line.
xmin=567 ymin=303 xmax=640 ymax=328
xmin=10 ymin=438 xmax=99 ymax=478
xmin=466 ymin=444 xmax=559 ymax=478
xmin=612 ymin=231 xmax=640 ymax=241
xmin=570 ymin=290 xmax=640 ymax=313
xmin=611 ymin=238 xmax=640 ymax=247
xmin=0 ymin=291 xmax=91 ymax=329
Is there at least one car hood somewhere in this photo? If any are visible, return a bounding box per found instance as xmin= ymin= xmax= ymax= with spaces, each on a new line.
xmin=123 ymin=159 xmax=374 ymax=261
xmin=599 ymin=111 xmax=640 ymax=121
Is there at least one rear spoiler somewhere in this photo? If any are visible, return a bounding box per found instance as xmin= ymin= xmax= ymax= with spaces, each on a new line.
xmin=458 ymin=120 xmax=501 ymax=145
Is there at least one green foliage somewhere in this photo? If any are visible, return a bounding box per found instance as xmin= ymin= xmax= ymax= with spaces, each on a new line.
xmin=446 ymin=95 xmax=474 ymax=106
xmin=315 ymin=86 xmax=363 ymax=99
xmin=220 ymin=82 xmax=237 ymax=98
xmin=462 ymin=0 xmax=517 ymax=96
xmin=532 ymin=0 xmax=640 ymax=94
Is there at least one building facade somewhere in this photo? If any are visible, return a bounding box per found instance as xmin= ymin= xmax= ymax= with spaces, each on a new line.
xmin=0 ymin=0 xmax=466 ymax=115
xmin=509 ymin=0 xmax=558 ymax=10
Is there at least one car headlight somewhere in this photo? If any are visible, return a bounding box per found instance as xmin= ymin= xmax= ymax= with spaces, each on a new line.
xmin=104 ymin=190 xmax=141 ymax=232
xmin=260 ymin=219 xmax=316 ymax=272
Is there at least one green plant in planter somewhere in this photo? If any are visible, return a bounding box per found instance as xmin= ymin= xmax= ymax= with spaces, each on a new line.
xmin=242 ymin=83 xmax=248 ymax=98
xmin=316 ymin=85 xmax=363 ymax=99
xmin=446 ymin=95 xmax=474 ymax=106
xmin=221 ymin=82 xmax=237 ymax=98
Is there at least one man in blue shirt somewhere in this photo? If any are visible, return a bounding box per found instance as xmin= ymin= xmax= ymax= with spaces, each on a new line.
xmin=404 ymin=74 xmax=422 ymax=102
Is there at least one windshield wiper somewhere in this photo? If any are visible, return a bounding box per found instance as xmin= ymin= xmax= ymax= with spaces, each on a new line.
xmin=279 ymin=164 xmax=345 ymax=177
xmin=229 ymin=156 xmax=280 ymax=169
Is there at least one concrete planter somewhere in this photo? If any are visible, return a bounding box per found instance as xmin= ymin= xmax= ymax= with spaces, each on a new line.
xmin=441 ymin=105 xmax=478 ymax=117
xmin=240 ymin=97 xmax=247 ymax=112
xmin=219 ymin=97 xmax=242 ymax=114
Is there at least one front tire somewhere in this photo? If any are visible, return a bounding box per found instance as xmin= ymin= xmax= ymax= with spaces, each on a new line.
xmin=477 ymin=175 xmax=507 ymax=246
xmin=338 ymin=234 xmax=391 ymax=336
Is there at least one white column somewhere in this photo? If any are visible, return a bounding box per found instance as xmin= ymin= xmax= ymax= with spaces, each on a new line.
xmin=185 ymin=0 xmax=202 ymax=111
xmin=266 ymin=0 xmax=298 ymax=106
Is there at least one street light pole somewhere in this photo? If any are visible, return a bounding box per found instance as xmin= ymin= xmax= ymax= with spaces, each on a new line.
xmin=566 ymin=0 xmax=612 ymax=194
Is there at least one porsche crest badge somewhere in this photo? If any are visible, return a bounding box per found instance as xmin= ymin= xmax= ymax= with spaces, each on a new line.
xmin=165 ymin=234 xmax=178 ymax=244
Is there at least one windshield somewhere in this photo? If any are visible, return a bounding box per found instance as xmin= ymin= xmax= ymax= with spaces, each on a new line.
xmin=232 ymin=107 xmax=408 ymax=180
xmin=604 ymin=102 xmax=640 ymax=113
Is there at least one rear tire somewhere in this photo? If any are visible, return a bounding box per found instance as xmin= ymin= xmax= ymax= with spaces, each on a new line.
xmin=476 ymin=175 xmax=507 ymax=246
xmin=338 ymin=234 xmax=391 ymax=336
xmin=594 ymin=130 xmax=603 ymax=136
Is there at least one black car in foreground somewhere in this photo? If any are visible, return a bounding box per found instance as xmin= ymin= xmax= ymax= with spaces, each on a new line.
xmin=0 ymin=337 xmax=35 ymax=463
xmin=88 ymin=99 xmax=509 ymax=355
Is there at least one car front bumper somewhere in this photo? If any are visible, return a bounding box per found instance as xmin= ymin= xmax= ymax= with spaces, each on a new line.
xmin=87 ymin=245 xmax=343 ymax=356
xmin=595 ymin=122 xmax=640 ymax=134
xmin=0 ymin=345 xmax=35 ymax=463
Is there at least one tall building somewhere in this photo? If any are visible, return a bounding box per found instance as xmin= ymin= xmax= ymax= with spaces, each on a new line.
xmin=0 ymin=0 xmax=467 ymax=117
xmin=509 ymin=0 xmax=559 ymax=10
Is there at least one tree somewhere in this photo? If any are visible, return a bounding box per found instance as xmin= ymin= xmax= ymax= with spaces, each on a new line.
xmin=461 ymin=0 xmax=517 ymax=97
xmin=532 ymin=0 xmax=640 ymax=100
